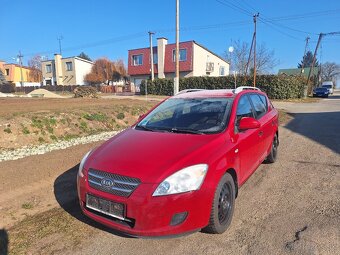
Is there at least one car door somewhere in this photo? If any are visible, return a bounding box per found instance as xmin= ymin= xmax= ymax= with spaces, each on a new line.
xmin=248 ymin=93 xmax=272 ymax=162
xmin=233 ymin=95 xmax=261 ymax=184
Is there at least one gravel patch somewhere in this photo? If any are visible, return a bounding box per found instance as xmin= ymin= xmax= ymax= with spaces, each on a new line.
xmin=0 ymin=131 xmax=119 ymax=162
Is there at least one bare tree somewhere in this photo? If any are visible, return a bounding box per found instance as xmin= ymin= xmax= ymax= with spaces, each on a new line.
xmin=224 ymin=40 xmax=249 ymax=75
xmin=27 ymin=55 xmax=43 ymax=82
xmin=84 ymin=58 xmax=127 ymax=85
xmin=225 ymin=40 xmax=278 ymax=75
xmin=0 ymin=69 xmax=6 ymax=85
xmin=255 ymin=43 xmax=279 ymax=74
xmin=320 ymin=62 xmax=340 ymax=81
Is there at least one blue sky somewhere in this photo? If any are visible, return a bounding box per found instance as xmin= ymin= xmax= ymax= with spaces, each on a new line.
xmin=1 ymin=0 xmax=340 ymax=73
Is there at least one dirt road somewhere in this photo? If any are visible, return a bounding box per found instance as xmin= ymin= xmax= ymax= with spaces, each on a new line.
xmin=1 ymin=94 xmax=339 ymax=255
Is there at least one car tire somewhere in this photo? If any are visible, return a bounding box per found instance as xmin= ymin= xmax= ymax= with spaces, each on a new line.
xmin=204 ymin=173 xmax=235 ymax=234
xmin=266 ymin=133 xmax=279 ymax=163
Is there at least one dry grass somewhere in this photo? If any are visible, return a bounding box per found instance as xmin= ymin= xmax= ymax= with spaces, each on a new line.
xmin=8 ymin=207 xmax=94 ymax=255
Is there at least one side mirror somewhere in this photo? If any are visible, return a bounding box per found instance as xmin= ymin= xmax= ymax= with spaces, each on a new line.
xmin=239 ymin=117 xmax=261 ymax=130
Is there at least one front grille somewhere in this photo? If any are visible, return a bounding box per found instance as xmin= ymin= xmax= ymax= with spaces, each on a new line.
xmin=88 ymin=168 xmax=141 ymax=197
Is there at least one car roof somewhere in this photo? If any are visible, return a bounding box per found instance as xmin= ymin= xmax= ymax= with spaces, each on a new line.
xmin=174 ymin=89 xmax=235 ymax=99
xmin=173 ymin=87 xmax=265 ymax=99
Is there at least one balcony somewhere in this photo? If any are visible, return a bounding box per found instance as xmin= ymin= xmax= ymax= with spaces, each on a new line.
xmin=206 ymin=62 xmax=214 ymax=73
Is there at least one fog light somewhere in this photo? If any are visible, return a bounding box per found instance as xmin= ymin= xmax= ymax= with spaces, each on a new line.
xmin=170 ymin=212 xmax=188 ymax=226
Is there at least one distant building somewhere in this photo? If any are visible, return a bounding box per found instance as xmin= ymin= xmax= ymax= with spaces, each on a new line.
xmin=128 ymin=38 xmax=230 ymax=91
xmin=41 ymin=54 xmax=93 ymax=85
xmin=278 ymin=67 xmax=319 ymax=78
xmin=0 ymin=60 xmax=35 ymax=84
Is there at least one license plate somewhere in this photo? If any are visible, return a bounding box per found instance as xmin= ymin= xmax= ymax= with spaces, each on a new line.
xmin=86 ymin=194 xmax=125 ymax=220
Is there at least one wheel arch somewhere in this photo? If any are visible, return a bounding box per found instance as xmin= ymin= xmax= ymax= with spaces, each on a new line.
xmin=226 ymin=168 xmax=238 ymax=198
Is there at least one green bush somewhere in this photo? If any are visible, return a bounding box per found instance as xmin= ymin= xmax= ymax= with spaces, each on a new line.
xmin=83 ymin=113 xmax=107 ymax=122
xmin=0 ymin=83 xmax=15 ymax=93
xmin=116 ymin=112 xmax=125 ymax=120
xmin=140 ymin=75 xmax=306 ymax=99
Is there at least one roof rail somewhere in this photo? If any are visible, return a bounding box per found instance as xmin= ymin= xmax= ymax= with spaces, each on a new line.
xmin=176 ymin=89 xmax=206 ymax=95
xmin=233 ymin=86 xmax=261 ymax=94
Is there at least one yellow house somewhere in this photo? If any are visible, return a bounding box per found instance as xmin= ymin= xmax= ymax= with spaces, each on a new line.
xmin=0 ymin=61 xmax=34 ymax=83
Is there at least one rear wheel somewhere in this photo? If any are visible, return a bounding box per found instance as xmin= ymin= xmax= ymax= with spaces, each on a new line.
xmin=204 ymin=173 xmax=235 ymax=234
xmin=266 ymin=133 xmax=279 ymax=163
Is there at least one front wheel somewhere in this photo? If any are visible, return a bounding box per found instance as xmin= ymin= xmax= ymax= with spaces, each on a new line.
xmin=204 ymin=173 xmax=235 ymax=234
xmin=266 ymin=133 xmax=279 ymax=163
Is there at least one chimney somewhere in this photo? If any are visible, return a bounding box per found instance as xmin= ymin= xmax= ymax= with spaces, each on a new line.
xmin=54 ymin=54 xmax=63 ymax=85
xmin=157 ymin=37 xmax=168 ymax=78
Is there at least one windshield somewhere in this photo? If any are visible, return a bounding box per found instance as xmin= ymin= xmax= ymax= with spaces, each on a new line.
xmin=136 ymin=98 xmax=233 ymax=134
xmin=315 ymin=88 xmax=328 ymax=91
xmin=322 ymin=85 xmax=332 ymax=89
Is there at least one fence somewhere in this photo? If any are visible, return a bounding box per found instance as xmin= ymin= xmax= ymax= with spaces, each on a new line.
xmin=14 ymin=83 xmax=136 ymax=94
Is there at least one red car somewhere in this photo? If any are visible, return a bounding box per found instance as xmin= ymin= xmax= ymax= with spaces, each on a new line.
xmin=77 ymin=87 xmax=279 ymax=237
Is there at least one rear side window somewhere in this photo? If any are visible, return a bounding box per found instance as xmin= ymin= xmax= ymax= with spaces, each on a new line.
xmin=235 ymin=95 xmax=254 ymax=127
xmin=249 ymin=94 xmax=267 ymax=119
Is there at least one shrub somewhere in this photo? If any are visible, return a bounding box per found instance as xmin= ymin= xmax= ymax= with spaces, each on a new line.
xmin=0 ymin=83 xmax=15 ymax=93
xmin=83 ymin=113 xmax=107 ymax=122
xmin=4 ymin=128 xmax=11 ymax=133
xmin=116 ymin=112 xmax=125 ymax=120
xmin=140 ymin=75 xmax=306 ymax=99
xmin=22 ymin=126 xmax=30 ymax=135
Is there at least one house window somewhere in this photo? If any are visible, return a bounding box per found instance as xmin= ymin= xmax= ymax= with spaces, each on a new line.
xmin=172 ymin=49 xmax=187 ymax=62
xmin=153 ymin=54 xmax=158 ymax=64
xmin=5 ymin=69 xmax=9 ymax=76
xmin=132 ymin=55 xmax=143 ymax=66
xmin=46 ymin=64 xmax=52 ymax=73
xmin=219 ymin=66 xmax=225 ymax=76
xmin=66 ymin=62 xmax=73 ymax=71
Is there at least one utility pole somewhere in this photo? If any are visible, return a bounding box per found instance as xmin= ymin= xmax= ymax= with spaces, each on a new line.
xmin=148 ymin=31 xmax=155 ymax=81
xmin=253 ymin=13 xmax=259 ymax=87
xmin=300 ymin=36 xmax=310 ymax=74
xmin=57 ymin=35 xmax=63 ymax=55
xmin=306 ymin=33 xmax=323 ymax=90
xmin=174 ymin=0 xmax=180 ymax=95
xmin=17 ymin=51 xmax=24 ymax=88
xmin=245 ymin=33 xmax=255 ymax=75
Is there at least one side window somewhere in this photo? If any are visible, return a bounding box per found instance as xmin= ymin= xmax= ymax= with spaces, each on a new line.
xmin=249 ymin=94 xmax=267 ymax=119
xmin=235 ymin=95 xmax=254 ymax=131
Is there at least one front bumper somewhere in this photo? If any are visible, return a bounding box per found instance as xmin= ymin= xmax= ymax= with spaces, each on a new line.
xmin=77 ymin=173 xmax=213 ymax=237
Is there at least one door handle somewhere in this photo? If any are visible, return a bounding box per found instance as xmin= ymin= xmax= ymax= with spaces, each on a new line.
xmin=258 ymin=131 xmax=264 ymax=137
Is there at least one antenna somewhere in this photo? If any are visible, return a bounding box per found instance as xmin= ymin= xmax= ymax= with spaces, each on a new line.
xmin=57 ymin=35 xmax=63 ymax=55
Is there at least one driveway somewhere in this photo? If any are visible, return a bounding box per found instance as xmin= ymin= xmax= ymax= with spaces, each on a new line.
xmin=2 ymin=93 xmax=340 ymax=255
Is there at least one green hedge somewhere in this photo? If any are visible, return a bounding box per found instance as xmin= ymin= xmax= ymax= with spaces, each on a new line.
xmin=140 ymin=75 xmax=307 ymax=99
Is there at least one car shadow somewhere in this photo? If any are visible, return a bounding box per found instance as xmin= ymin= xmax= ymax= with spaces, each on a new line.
xmin=284 ymin=111 xmax=340 ymax=154
xmin=53 ymin=164 xmax=134 ymax=238
xmin=0 ymin=229 xmax=8 ymax=255
xmin=324 ymin=95 xmax=340 ymax=100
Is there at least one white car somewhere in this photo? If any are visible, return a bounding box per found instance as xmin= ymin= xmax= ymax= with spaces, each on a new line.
xmin=321 ymin=81 xmax=334 ymax=95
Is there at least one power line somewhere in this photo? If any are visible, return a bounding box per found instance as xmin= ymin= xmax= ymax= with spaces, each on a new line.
xmin=215 ymin=0 xmax=322 ymax=38
xmin=215 ymin=0 xmax=252 ymax=16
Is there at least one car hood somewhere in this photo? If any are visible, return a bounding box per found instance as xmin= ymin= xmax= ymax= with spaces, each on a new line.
xmin=85 ymin=128 xmax=222 ymax=183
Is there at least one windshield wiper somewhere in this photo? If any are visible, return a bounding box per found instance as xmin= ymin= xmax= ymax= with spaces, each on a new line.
xmin=135 ymin=125 xmax=155 ymax=132
xmin=170 ymin=128 xmax=205 ymax=135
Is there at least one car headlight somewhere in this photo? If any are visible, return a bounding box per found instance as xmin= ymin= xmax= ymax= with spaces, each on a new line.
xmin=152 ymin=164 xmax=208 ymax=196
xmin=78 ymin=150 xmax=92 ymax=177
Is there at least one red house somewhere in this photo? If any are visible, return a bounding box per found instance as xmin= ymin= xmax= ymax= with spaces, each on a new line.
xmin=128 ymin=38 xmax=229 ymax=91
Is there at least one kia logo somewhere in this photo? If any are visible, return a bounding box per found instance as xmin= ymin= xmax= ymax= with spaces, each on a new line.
xmin=101 ymin=178 xmax=114 ymax=188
